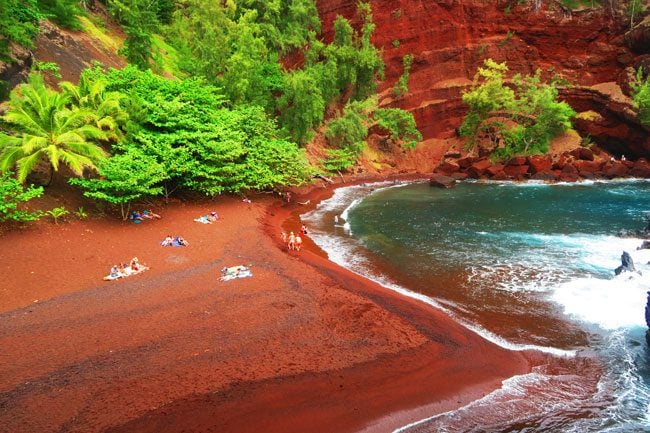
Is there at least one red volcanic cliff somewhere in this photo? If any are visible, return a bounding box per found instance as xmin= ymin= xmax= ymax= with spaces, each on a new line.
xmin=317 ymin=0 xmax=649 ymax=158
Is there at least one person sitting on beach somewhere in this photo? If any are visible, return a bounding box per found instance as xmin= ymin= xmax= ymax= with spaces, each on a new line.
xmin=130 ymin=211 xmax=143 ymax=223
xmin=109 ymin=265 xmax=120 ymax=279
xmin=295 ymin=234 xmax=303 ymax=251
xmin=119 ymin=263 xmax=131 ymax=276
xmin=161 ymin=234 xmax=173 ymax=246
xmin=176 ymin=236 xmax=189 ymax=246
xmin=207 ymin=211 xmax=219 ymax=222
xmin=300 ymin=225 xmax=308 ymax=235
xmin=142 ymin=209 xmax=161 ymax=219
xmin=288 ymin=232 xmax=296 ymax=251
xmin=130 ymin=257 xmax=140 ymax=272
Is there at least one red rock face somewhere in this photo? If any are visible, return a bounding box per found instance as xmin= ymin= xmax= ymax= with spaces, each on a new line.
xmin=317 ymin=0 xmax=647 ymax=157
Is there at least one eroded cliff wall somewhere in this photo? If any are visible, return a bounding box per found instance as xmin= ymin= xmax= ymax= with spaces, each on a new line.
xmin=318 ymin=0 xmax=649 ymax=157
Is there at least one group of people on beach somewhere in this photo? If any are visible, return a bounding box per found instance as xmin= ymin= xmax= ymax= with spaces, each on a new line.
xmin=282 ymin=225 xmax=308 ymax=251
xmin=130 ymin=209 xmax=162 ymax=223
xmin=161 ymin=234 xmax=189 ymax=246
xmin=106 ymin=257 xmax=142 ymax=280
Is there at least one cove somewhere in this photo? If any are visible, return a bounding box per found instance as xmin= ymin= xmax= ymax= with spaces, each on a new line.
xmin=303 ymin=179 xmax=650 ymax=432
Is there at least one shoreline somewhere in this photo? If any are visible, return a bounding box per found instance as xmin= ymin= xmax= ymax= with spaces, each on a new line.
xmin=0 ymin=174 xmax=532 ymax=433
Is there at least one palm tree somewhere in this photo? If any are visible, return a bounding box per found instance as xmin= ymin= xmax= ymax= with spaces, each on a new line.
xmin=0 ymin=73 xmax=107 ymax=184
xmin=59 ymin=72 xmax=128 ymax=142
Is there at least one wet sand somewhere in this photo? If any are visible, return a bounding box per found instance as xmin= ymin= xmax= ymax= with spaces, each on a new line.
xmin=0 ymin=179 xmax=530 ymax=433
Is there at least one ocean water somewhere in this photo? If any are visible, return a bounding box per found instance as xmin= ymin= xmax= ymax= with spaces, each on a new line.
xmin=302 ymin=180 xmax=650 ymax=432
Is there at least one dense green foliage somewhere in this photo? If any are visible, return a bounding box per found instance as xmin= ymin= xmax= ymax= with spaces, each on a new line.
xmin=374 ymin=108 xmax=422 ymax=149
xmin=0 ymin=171 xmax=43 ymax=222
xmin=631 ymin=68 xmax=650 ymax=126
xmin=81 ymin=66 xmax=311 ymax=199
xmin=460 ymin=59 xmax=575 ymax=160
xmin=322 ymin=97 xmax=421 ymax=172
xmin=0 ymin=0 xmax=41 ymax=59
xmin=69 ymin=149 xmax=165 ymax=219
xmin=0 ymin=73 xmax=108 ymax=183
xmin=1 ymin=0 xmax=422 ymax=219
xmin=37 ymin=0 xmax=84 ymax=30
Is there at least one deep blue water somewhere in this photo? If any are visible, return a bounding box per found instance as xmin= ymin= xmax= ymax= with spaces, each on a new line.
xmin=303 ymin=180 xmax=650 ymax=432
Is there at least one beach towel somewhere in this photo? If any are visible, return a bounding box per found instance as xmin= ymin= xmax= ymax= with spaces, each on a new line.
xmin=220 ymin=265 xmax=253 ymax=282
xmin=103 ymin=266 xmax=149 ymax=281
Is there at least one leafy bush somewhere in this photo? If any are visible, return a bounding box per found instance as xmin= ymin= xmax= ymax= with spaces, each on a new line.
xmin=0 ymin=171 xmax=43 ymax=222
xmin=0 ymin=0 xmax=41 ymax=59
xmin=631 ymin=68 xmax=650 ymax=126
xmin=322 ymin=148 xmax=358 ymax=173
xmin=69 ymin=148 xmax=166 ymax=219
xmin=80 ymin=66 xmax=310 ymax=197
xmin=394 ymin=54 xmax=413 ymax=97
xmin=37 ymin=0 xmax=83 ymax=30
xmin=374 ymin=108 xmax=422 ymax=149
xmin=460 ymin=59 xmax=575 ymax=159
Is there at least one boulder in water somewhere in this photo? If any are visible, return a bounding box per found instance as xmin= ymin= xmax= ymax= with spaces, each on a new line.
xmin=614 ymin=251 xmax=637 ymax=275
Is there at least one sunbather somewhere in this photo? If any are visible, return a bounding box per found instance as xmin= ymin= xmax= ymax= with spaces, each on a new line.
xmin=161 ymin=235 xmax=173 ymax=246
xmin=142 ymin=209 xmax=162 ymax=219
xmin=130 ymin=257 xmax=140 ymax=272
xmin=176 ymin=236 xmax=189 ymax=246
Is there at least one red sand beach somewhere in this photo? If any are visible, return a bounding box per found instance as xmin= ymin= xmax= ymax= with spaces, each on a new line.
xmin=0 ymin=180 xmax=530 ymax=433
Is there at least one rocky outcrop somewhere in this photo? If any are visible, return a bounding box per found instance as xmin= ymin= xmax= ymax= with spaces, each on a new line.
xmin=431 ymin=146 xmax=650 ymax=182
xmin=33 ymin=20 xmax=125 ymax=86
xmin=615 ymin=251 xmax=637 ymax=275
xmin=0 ymin=43 xmax=33 ymax=97
xmin=563 ymin=85 xmax=650 ymax=159
xmin=429 ymin=173 xmax=456 ymax=188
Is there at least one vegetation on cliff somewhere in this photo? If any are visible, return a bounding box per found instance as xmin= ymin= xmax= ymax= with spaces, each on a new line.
xmin=632 ymin=69 xmax=650 ymax=126
xmin=460 ymin=59 xmax=576 ymax=160
xmin=0 ymin=0 xmax=421 ymax=220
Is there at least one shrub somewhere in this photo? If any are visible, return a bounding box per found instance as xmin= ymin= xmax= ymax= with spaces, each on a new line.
xmin=0 ymin=171 xmax=43 ymax=222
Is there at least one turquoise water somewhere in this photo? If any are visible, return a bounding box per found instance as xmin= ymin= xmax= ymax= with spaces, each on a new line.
xmin=303 ymin=180 xmax=650 ymax=432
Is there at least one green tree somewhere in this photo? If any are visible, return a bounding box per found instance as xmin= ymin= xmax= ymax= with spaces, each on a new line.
xmin=37 ymin=0 xmax=83 ymax=30
xmin=278 ymin=69 xmax=325 ymax=144
xmin=0 ymin=73 xmax=107 ymax=183
xmin=460 ymin=59 xmax=575 ymax=158
xmin=86 ymin=66 xmax=310 ymax=196
xmin=59 ymin=68 xmax=128 ymax=142
xmin=0 ymin=171 xmax=43 ymax=222
xmin=374 ymin=108 xmax=422 ymax=149
xmin=110 ymin=0 xmax=159 ymax=69
xmin=69 ymin=149 xmax=166 ymax=219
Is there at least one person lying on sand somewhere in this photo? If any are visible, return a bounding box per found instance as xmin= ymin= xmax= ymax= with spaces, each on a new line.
xmin=161 ymin=235 xmax=174 ymax=246
xmin=194 ymin=212 xmax=220 ymax=224
xmin=142 ymin=209 xmax=162 ymax=219
xmin=175 ymin=236 xmax=189 ymax=246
